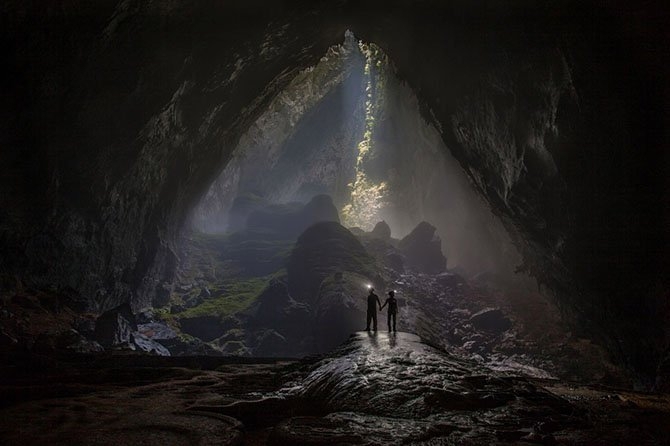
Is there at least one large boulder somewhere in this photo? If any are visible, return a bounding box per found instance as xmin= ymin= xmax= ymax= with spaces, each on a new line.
xmin=287 ymin=222 xmax=376 ymax=303
xmin=370 ymin=221 xmax=391 ymax=241
xmin=398 ymin=222 xmax=446 ymax=274
xmin=131 ymin=332 xmax=171 ymax=356
xmin=93 ymin=303 xmax=137 ymax=347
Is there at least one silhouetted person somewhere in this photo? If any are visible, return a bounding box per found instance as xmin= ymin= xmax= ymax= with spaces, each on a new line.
xmin=381 ymin=290 xmax=398 ymax=332
xmin=365 ymin=288 xmax=382 ymax=331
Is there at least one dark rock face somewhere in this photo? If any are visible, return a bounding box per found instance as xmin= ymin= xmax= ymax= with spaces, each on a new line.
xmin=247 ymin=279 xmax=311 ymax=338
xmin=287 ymin=222 xmax=376 ymax=303
xmin=179 ymin=315 xmax=225 ymax=343
xmin=312 ymin=272 xmax=371 ymax=353
xmin=93 ymin=303 xmax=137 ymax=347
xmin=398 ymin=221 xmax=447 ymax=274
xmin=469 ymin=308 xmax=512 ymax=333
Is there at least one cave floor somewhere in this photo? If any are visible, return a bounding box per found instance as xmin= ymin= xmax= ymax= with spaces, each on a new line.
xmin=1 ymin=333 xmax=669 ymax=446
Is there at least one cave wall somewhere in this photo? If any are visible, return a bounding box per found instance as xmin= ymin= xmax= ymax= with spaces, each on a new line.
xmin=1 ymin=0 xmax=668 ymax=381
xmin=1 ymin=0 xmax=350 ymax=311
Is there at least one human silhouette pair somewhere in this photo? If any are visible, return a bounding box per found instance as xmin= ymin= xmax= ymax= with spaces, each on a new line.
xmin=365 ymin=288 xmax=398 ymax=332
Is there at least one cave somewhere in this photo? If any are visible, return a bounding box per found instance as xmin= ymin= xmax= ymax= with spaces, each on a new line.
xmin=1 ymin=1 xmax=669 ymax=444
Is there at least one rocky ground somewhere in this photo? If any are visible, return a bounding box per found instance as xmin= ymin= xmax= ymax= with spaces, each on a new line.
xmin=1 ymin=332 xmax=669 ymax=445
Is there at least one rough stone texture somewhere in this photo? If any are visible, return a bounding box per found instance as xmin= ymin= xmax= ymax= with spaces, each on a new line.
xmin=1 ymin=1 xmax=668 ymax=382
xmin=1 ymin=335 xmax=670 ymax=445
xmin=287 ymin=222 xmax=376 ymax=303
xmin=93 ymin=303 xmax=137 ymax=347
xmin=469 ymin=308 xmax=512 ymax=333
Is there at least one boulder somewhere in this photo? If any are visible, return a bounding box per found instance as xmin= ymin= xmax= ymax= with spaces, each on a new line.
xmin=93 ymin=303 xmax=137 ymax=347
xmin=137 ymin=322 xmax=178 ymax=340
xmin=287 ymin=222 xmax=375 ymax=303
xmin=370 ymin=221 xmax=391 ymax=240
xmin=398 ymin=222 xmax=446 ymax=274
xmin=469 ymin=308 xmax=512 ymax=333
xmin=131 ymin=332 xmax=171 ymax=356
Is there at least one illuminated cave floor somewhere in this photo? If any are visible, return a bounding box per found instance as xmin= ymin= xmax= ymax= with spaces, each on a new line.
xmin=1 ymin=332 xmax=669 ymax=445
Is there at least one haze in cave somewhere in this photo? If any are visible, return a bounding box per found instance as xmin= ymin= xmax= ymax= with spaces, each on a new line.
xmin=0 ymin=1 xmax=668 ymax=445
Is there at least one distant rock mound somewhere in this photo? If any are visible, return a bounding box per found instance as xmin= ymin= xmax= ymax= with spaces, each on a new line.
xmin=287 ymin=222 xmax=375 ymax=303
xmin=398 ymin=221 xmax=446 ymax=274
xmin=246 ymin=194 xmax=340 ymax=238
xmin=227 ymin=193 xmax=268 ymax=232
xmin=370 ymin=220 xmax=391 ymax=240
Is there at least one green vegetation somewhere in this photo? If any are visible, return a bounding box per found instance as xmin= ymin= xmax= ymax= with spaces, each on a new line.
xmin=179 ymin=275 xmax=270 ymax=319
xmin=341 ymin=42 xmax=390 ymax=230
xmin=167 ymin=229 xmax=296 ymax=321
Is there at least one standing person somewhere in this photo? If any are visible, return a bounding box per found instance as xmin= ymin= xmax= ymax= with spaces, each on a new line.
xmin=365 ymin=287 xmax=382 ymax=331
xmin=381 ymin=290 xmax=398 ymax=332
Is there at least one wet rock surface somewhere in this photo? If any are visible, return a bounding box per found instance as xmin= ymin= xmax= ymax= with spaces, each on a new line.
xmin=1 ymin=333 xmax=669 ymax=445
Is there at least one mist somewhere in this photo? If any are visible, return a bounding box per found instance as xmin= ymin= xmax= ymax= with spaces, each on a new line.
xmin=191 ymin=31 xmax=524 ymax=282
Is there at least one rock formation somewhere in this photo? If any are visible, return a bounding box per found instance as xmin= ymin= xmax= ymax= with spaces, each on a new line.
xmin=287 ymin=222 xmax=376 ymax=303
xmin=398 ymin=221 xmax=447 ymax=274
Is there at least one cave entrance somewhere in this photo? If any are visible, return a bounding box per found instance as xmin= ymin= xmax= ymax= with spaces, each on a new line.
xmin=161 ymin=31 xmax=536 ymax=358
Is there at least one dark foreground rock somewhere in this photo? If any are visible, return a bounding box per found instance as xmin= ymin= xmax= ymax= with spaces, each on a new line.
xmin=93 ymin=303 xmax=137 ymax=347
xmin=1 ymin=333 xmax=669 ymax=445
